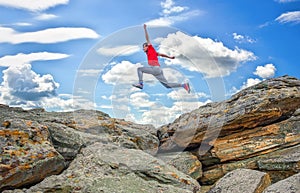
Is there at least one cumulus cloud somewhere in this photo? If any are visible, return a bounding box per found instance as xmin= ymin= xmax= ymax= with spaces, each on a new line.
xmin=130 ymin=92 xmax=156 ymax=108
xmin=230 ymin=63 xmax=276 ymax=96
xmin=158 ymin=31 xmax=257 ymax=78
xmin=0 ymin=0 xmax=69 ymax=12
xmin=97 ymin=45 xmax=140 ymax=56
xmin=101 ymin=61 xmax=142 ymax=85
xmin=0 ymin=63 xmax=94 ymax=111
xmin=241 ymin=78 xmax=262 ymax=90
xmin=137 ymin=98 xmax=209 ymax=126
xmin=230 ymin=77 xmax=262 ymax=96
xmin=254 ymin=63 xmax=276 ymax=79
xmin=0 ymin=26 xmax=100 ymax=44
xmin=0 ymin=52 xmax=70 ymax=67
xmin=146 ymin=0 xmax=202 ymax=26
xmin=276 ymin=11 xmax=300 ymax=24
xmin=0 ymin=63 xmax=59 ymax=102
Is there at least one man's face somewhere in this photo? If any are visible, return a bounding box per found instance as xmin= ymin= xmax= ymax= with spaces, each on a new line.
xmin=143 ymin=44 xmax=148 ymax=52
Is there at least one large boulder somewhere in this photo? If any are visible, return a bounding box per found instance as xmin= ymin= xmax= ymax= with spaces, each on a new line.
xmin=158 ymin=76 xmax=300 ymax=151
xmin=0 ymin=119 xmax=65 ymax=191
xmin=208 ymin=169 xmax=271 ymax=193
xmin=262 ymin=173 xmax=300 ymax=193
xmin=157 ymin=76 xmax=300 ymax=185
xmin=4 ymin=143 xmax=201 ymax=193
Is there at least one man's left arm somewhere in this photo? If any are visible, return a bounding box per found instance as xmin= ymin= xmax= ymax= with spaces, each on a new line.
xmin=157 ymin=53 xmax=175 ymax=59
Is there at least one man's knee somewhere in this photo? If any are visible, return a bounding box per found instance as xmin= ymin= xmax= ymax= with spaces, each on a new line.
xmin=137 ymin=67 xmax=145 ymax=72
xmin=160 ymin=82 xmax=171 ymax=88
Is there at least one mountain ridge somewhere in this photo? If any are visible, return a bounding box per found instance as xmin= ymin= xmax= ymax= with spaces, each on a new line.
xmin=1 ymin=75 xmax=299 ymax=193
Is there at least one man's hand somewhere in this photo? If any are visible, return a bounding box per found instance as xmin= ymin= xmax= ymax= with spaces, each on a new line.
xmin=144 ymin=24 xmax=147 ymax=29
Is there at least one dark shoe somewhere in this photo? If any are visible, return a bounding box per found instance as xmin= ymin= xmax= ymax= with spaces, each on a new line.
xmin=132 ymin=83 xmax=143 ymax=89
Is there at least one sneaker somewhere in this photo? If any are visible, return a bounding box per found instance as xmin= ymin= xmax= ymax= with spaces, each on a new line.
xmin=132 ymin=83 xmax=143 ymax=89
xmin=183 ymin=83 xmax=190 ymax=93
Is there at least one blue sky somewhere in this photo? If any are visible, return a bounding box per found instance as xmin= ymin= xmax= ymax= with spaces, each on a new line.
xmin=0 ymin=0 xmax=299 ymax=126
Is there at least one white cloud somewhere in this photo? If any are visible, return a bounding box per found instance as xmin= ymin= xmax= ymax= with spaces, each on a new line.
xmin=37 ymin=95 xmax=96 ymax=112
xmin=230 ymin=78 xmax=262 ymax=96
xmin=167 ymin=89 xmax=209 ymax=101
xmin=241 ymin=78 xmax=262 ymax=90
xmin=276 ymin=11 xmax=300 ymax=24
xmin=35 ymin=13 xmax=58 ymax=20
xmin=101 ymin=61 xmax=142 ymax=85
xmin=161 ymin=0 xmax=187 ymax=15
xmin=0 ymin=52 xmax=70 ymax=67
xmin=130 ymin=92 xmax=156 ymax=108
xmin=0 ymin=26 xmax=100 ymax=44
xmin=146 ymin=0 xmax=202 ymax=26
xmin=97 ymin=45 xmax=140 ymax=56
xmin=101 ymin=61 xmax=186 ymax=86
xmin=0 ymin=63 xmax=59 ymax=102
xmin=254 ymin=63 xmax=276 ymax=79
xmin=230 ymin=63 xmax=276 ymax=96
xmin=14 ymin=22 xmax=32 ymax=26
xmin=0 ymin=63 xmax=94 ymax=111
xmin=159 ymin=31 xmax=257 ymax=78
xmin=232 ymin=32 xmax=256 ymax=44
xmin=0 ymin=0 xmax=69 ymax=12
xmin=137 ymin=98 xmax=209 ymax=126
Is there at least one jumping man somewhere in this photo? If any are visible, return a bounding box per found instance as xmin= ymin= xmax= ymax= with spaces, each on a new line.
xmin=132 ymin=24 xmax=190 ymax=93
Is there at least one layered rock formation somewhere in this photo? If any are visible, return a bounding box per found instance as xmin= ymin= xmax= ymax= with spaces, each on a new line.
xmin=158 ymin=75 xmax=300 ymax=186
xmin=0 ymin=75 xmax=299 ymax=193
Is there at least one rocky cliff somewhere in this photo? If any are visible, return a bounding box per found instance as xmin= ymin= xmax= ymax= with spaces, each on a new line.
xmin=0 ymin=75 xmax=299 ymax=193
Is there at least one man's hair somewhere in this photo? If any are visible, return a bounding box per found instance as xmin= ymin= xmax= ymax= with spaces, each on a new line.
xmin=143 ymin=42 xmax=148 ymax=47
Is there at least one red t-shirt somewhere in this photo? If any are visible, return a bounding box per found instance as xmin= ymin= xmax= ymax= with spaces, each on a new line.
xmin=146 ymin=44 xmax=160 ymax=66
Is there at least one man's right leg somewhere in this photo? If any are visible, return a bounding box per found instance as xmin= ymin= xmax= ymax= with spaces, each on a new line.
xmin=137 ymin=66 xmax=156 ymax=82
xmin=133 ymin=66 xmax=156 ymax=89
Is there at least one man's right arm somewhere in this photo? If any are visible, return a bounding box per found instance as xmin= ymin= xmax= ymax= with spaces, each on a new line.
xmin=144 ymin=24 xmax=151 ymax=45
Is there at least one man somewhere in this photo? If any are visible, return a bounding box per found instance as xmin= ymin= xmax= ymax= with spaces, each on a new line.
xmin=132 ymin=24 xmax=190 ymax=93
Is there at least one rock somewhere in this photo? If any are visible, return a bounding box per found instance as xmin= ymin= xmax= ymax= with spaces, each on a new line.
xmin=158 ymin=76 xmax=300 ymax=151
xmin=7 ymin=143 xmax=200 ymax=193
xmin=200 ymin=144 xmax=300 ymax=185
xmin=0 ymin=119 xmax=65 ymax=191
xmin=157 ymin=151 xmax=203 ymax=180
xmin=157 ymin=75 xmax=300 ymax=185
xmin=0 ymin=106 xmax=160 ymax=156
xmin=258 ymin=143 xmax=300 ymax=183
xmin=208 ymin=169 xmax=271 ymax=193
xmin=45 ymin=121 xmax=110 ymax=163
xmin=262 ymin=173 xmax=300 ymax=193
xmin=207 ymin=111 xmax=300 ymax=162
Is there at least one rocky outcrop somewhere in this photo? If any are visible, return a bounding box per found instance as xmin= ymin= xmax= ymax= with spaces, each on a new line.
xmin=158 ymin=75 xmax=300 ymax=186
xmin=0 ymin=75 xmax=299 ymax=193
xmin=9 ymin=143 xmax=200 ymax=193
xmin=208 ymin=169 xmax=271 ymax=193
xmin=0 ymin=107 xmax=161 ymax=192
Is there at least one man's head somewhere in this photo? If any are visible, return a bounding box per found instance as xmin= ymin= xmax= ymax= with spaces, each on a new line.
xmin=143 ymin=43 xmax=148 ymax=52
